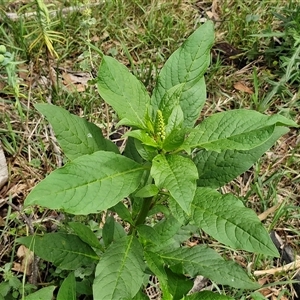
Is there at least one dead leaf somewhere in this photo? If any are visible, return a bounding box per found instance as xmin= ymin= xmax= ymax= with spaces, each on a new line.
xmin=0 ymin=216 xmax=5 ymax=226
xmin=259 ymin=288 xmax=272 ymax=296
xmin=234 ymin=81 xmax=253 ymax=94
xmin=62 ymin=71 xmax=91 ymax=92
xmin=12 ymin=245 xmax=34 ymax=275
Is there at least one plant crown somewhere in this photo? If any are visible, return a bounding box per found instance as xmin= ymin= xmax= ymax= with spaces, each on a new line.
xmin=19 ymin=21 xmax=298 ymax=300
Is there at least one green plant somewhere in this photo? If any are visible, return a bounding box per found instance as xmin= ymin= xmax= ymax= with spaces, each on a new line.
xmin=22 ymin=0 xmax=64 ymax=59
xmin=0 ymin=43 xmax=26 ymax=120
xmin=0 ymin=263 xmax=36 ymax=300
xmin=18 ymin=21 xmax=298 ymax=299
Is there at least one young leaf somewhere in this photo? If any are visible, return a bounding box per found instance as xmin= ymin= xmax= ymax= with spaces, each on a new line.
xmin=124 ymin=130 xmax=158 ymax=148
xmin=183 ymin=110 xmax=294 ymax=152
xmin=183 ymin=291 xmax=233 ymax=300
xmin=110 ymin=202 xmax=133 ymax=224
xmin=162 ymin=105 xmax=186 ymax=151
xmin=191 ymin=188 xmax=279 ymax=257
xmin=155 ymin=84 xmax=184 ymax=122
xmin=145 ymin=219 xmax=197 ymax=253
xmin=93 ymin=235 xmax=145 ymax=300
xmin=68 ymin=222 xmax=102 ymax=249
xmin=144 ymin=251 xmax=170 ymax=299
xmin=123 ymin=137 xmax=143 ymax=163
xmin=76 ymin=278 xmax=93 ymax=296
xmin=24 ymin=151 xmax=144 ymax=215
xmin=24 ymin=286 xmax=56 ymax=300
xmin=135 ymin=139 xmax=158 ymax=162
xmin=102 ymin=215 xmax=126 ymax=247
xmin=165 ymin=105 xmax=184 ymax=135
xmin=134 ymin=184 xmax=159 ymax=198
xmin=151 ymin=215 xmax=182 ymax=251
xmin=137 ymin=224 xmax=160 ymax=248
xmin=160 ymin=245 xmax=259 ymax=290
xmin=165 ymin=268 xmax=193 ymax=300
xmin=97 ymin=55 xmax=150 ymax=129
xmin=57 ymin=272 xmax=76 ymax=300
xmin=35 ymin=103 xmax=118 ymax=160
xmin=151 ymin=21 xmax=214 ymax=127
xmin=168 ymin=197 xmax=190 ymax=225
xmin=194 ymin=126 xmax=289 ymax=188
xmin=131 ymin=291 xmax=149 ymax=300
xmin=18 ymin=233 xmax=98 ymax=270
xmin=151 ymin=154 xmax=198 ymax=214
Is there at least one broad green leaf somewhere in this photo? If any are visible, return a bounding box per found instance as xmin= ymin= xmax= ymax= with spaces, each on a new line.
xmin=151 ymin=21 xmax=214 ymax=127
xmin=151 ymin=154 xmax=198 ymax=213
xmin=191 ymin=188 xmax=279 ymax=257
xmin=18 ymin=233 xmax=98 ymax=270
xmin=24 ymin=151 xmax=144 ymax=215
xmin=24 ymin=286 xmax=56 ymax=300
xmin=35 ymin=103 xmax=118 ymax=160
xmin=194 ymin=126 xmax=289 ymax=188
xmin=165 ymin=268 xmax=193 ymax=300
xmin=160 ymin=246 xmax=259 ymax=290
xmin=183 ymin=291 xmax=233 ymax=300
xmin=183 ymin=110 xmax=292 ymax=152
xmin=135 ymin=184 xmax=159 ymax=198
xmin=97 ymin=55 xmax=150 ymax=129
xmin=68 ymin=222 xmax=102 ymax=249
xmin=124 ymin=130 xmax=158 ymax=148
xmin=264 ymin=113 xmax=298 ymax=127
xmin=185 ymin=125 xmax=275 ymax=153
xmin=93 ymin=235 xmax=145 ymax=300
xmin=57 ymin=272 xmax=76 ymax=300
xmin=102 ymin=215 xmax=126 ymax=247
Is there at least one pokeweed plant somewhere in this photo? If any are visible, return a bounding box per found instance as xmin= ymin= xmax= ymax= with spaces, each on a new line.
xmin=18 ymin=21 xmax=298 ymax=300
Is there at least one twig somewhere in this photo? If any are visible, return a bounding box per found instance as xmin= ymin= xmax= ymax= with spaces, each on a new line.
xmin=6 ymin=201 xmax=34 ymax=235
xmin=254 ymin=260 xmax=300 ymax=276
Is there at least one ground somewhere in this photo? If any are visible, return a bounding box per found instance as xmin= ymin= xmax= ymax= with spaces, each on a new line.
xmin=0 ymin=0 xmax=300 ymax=299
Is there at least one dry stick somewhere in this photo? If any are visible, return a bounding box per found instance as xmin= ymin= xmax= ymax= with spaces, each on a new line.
xmin=255 ymin=231 xmax=300 ymax=299
xmin=254 ymin=260 xmax=300 ymax=276
xmin=3 ymin=2 xmax=104 ymax=21
xmin=258 ymin=199 xmax=283 ymax=221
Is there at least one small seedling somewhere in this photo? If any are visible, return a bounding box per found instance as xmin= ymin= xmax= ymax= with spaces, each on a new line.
xmin=18 ymin=21 xmax=298 ymax=299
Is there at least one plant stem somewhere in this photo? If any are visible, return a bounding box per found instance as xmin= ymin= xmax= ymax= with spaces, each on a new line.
xmin=133 ymin=197 xmax=153 ymax=228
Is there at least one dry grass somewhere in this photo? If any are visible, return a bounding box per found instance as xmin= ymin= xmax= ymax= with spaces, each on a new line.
xmin=0 ymin=0 xmax=299 ymax=298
